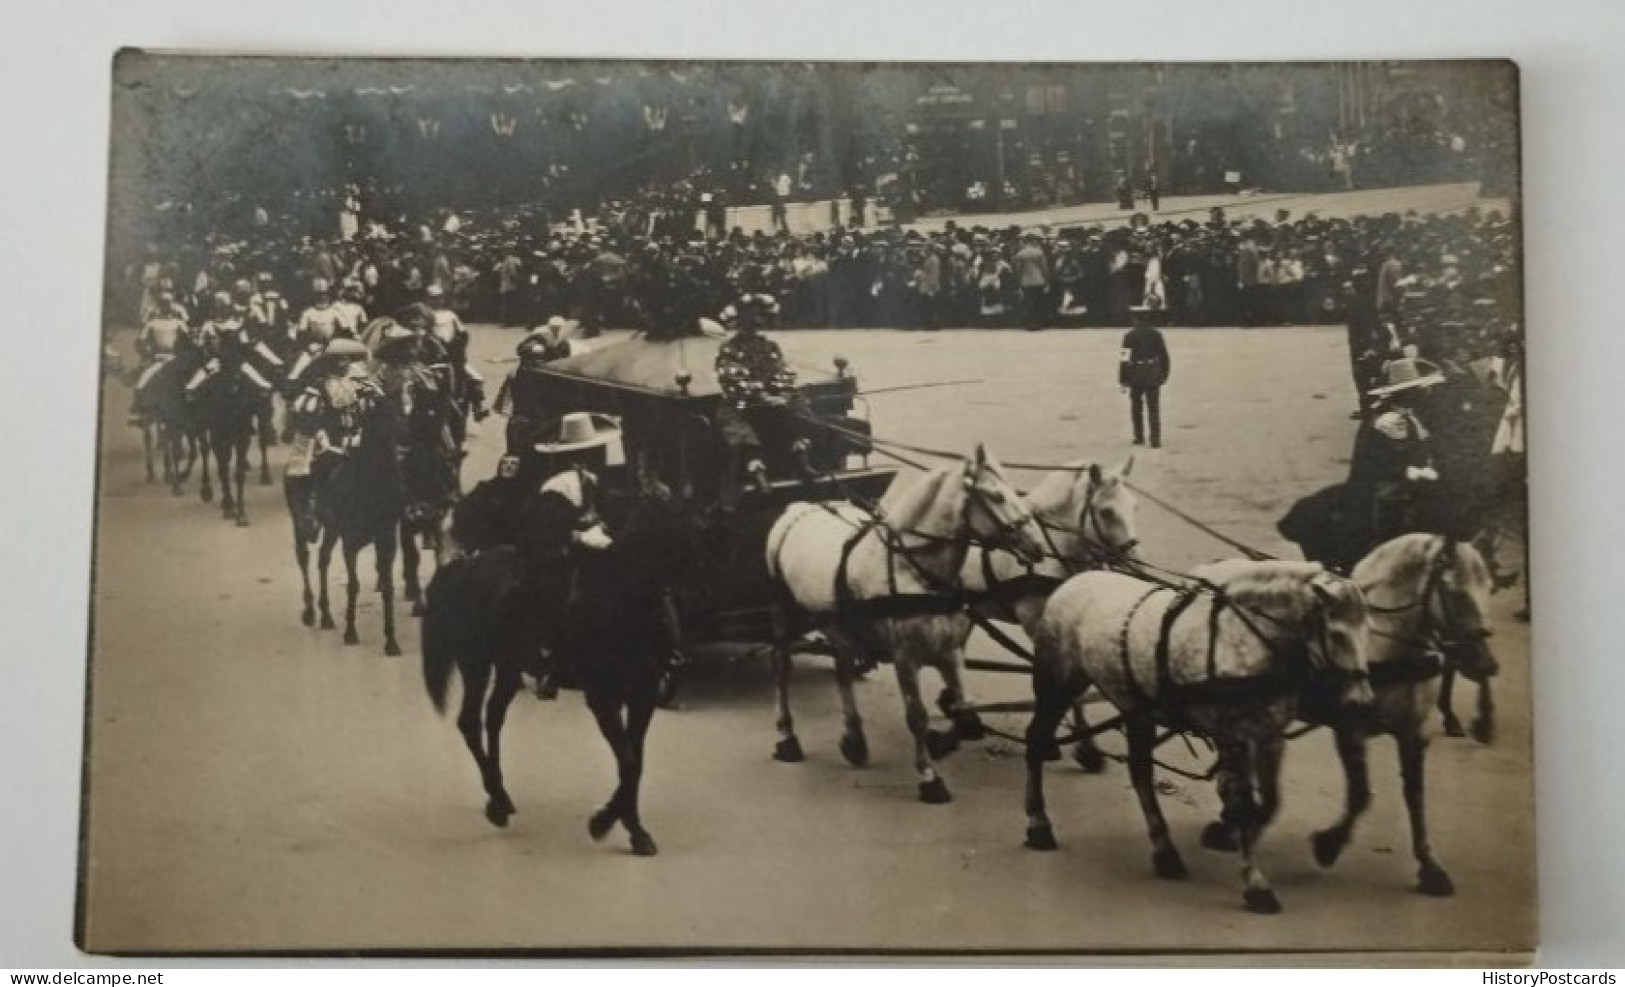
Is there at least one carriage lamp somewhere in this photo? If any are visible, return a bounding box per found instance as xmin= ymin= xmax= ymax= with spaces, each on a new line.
xmin=833 ymin=356 xmax=848 ymax=378
xmin=674 ymin=372 xmax=692 ymax=397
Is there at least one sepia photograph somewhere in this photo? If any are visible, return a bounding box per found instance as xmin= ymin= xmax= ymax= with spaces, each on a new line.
xmin=75 ymin=52 xmax=1534 ymax=959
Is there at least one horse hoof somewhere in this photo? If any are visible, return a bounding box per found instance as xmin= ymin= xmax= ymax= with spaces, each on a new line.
xmin=411 ymin=601 xmax=425 ymax=619
xmin=1072 ymin=743 xmax=1107 ymax=774
xmin=1244 ymin=888 xmax=1284 ymax=915
xmin=1201 ymin=821 xmax=1240 ymax=852
xmin=319 ymin=614 xmax=335 ymax=631
xmin=1418 ymin=865 xmax=1456 ymax=897
xmin=918 ymin=778 xmax=952 ymax=804
xmin=838 ymin=731 xmax=869 ymax=767
xmin=924 ymin=728 xmax=959 ymax=761
xmin=300 ymin=609 xmax=315 ymax=628
xmin=404 ymin=584 xmax=420 ymax=604
xmin=343 ymin=628 xmax=359 ymax=646
xmin=236 ymin=516 xmax=250 ymax=528
xmin=1039 ymin=741 xmax=1062 ymax=762
xmin=384 ymin=640 xmax=402 ymax=658
xmin=1442 ymin=716 xmax=1466 ymax=738
xmin=260 ymin=471 xmax=272 ymax=486
xmin=1024 ymin=825 xmax=1058 ymax=851
xmin=1311 ymin=829 xmax=1346 ymax=868
xmin=1470 ymin=718 xmax=1495 ymax=746
xmin=773 ymin=737 xmax=805 ymax=763
xmin=170 ymin=486 xmax=184 ymax=497
xmin=201 ymin=487 xmax=213 ymax=504
xmin=630 ymin=832 xmax=659 ymax=857
xmin=588 ymin=807 xmax=617 ymax=841
xmin=953 ymin=712 xmax=987 ymax=742
xmin=1153 ymin=847 xmax=1189 ymax=880
xmin=484 ymin=801 xmax=513 ymax=827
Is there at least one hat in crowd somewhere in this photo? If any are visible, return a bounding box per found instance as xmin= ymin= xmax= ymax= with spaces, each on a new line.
xmin=518 ymin=317 xmax=579 ymax=356
xmin=321 ymin=337 xmax=371 ymax=362
xmin=375 ymin=321 xmax=416 ymax=356
xmin=534 ymin=412 xmax=621 ymax=455
xmin=312 ymin=278 xmax=332 ymax=294
xmin=426 ymin=284 xmax=445 ymax=298
xmin=1369 ymin=357 xmax=1446 ymax=397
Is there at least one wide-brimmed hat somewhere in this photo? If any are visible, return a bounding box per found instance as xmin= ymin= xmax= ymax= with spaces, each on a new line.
xmin=1369 ymin=357 xmax=1445 ymax=397
xmin=321 ymin=337 xmax=371 ymax=362
xmin=534 ymin=412 xmax=620 ymax=455
xmin=375 ymin=322 xmax=416 ymax=356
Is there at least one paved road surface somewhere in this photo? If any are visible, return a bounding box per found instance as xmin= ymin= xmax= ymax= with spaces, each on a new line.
xmin=79 ymin=319 xmax=1534 ymax=956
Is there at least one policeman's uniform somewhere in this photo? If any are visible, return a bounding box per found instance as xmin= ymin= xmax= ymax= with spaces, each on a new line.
xmin=1118 ymin=310 xmax=1172 ymax=447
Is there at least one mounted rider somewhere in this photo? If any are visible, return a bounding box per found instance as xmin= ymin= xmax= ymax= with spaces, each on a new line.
xmin=423 ymin=283 xmax=489 ymax=445
xmin=286 ymin=278 xmax=348 ymax=389
xmin=712 ymin=291 xmax=814 ymax=509
xmin=333 ymin=277 xmax=370 ymax=340
xmin=1349 ymin=357 xmax=1445 ymax=543
xmin=375 ymin=321 xmax=461 ymax=527
xmin=127 ymin=290 xmax=193 ymax=425
xmin=285 ymin=337 xmax=381 ymax=487
xmin=494 ymin=316 xmax=589 ymax=456
xmin=445 ymin=411 xmax=620 ymax=696
xmin=185 ymin=291 xmax=279 ymax=399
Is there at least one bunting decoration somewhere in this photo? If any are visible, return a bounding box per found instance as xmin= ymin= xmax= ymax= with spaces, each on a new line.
xmin=490 ymin=112 xmax=518 ymax=137
xmin=543 ymin=79 xmax=577 ymax=92
xmin=343 ymin=122 xmax=367 ymax=144
xmin=727 ymin=100 xmax=750 ymax=125
xmin=643 ymin=104 xmax=669 ymax=132
xmin=416 ymin=117 xmax=442 ymax=140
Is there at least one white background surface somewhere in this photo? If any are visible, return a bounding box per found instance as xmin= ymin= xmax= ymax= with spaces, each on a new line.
xmin=1 ymin=0 xmax=1618 ymax=969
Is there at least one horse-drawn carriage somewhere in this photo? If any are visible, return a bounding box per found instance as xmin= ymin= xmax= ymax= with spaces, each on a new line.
xmin=509 ymin=330 xmax=899 ymax=652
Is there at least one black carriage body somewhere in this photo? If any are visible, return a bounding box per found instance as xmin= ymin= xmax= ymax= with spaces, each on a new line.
xmin=514 ymin=334 xmax=897 ymax=644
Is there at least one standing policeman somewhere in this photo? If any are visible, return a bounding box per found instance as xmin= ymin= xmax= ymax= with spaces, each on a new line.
xmin=1119 ymin=305 xmax=1171 ymax=448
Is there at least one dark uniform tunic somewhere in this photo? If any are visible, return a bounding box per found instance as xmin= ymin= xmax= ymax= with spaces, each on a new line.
xmin=1118 ymin=322 xmax=1171 ymax=446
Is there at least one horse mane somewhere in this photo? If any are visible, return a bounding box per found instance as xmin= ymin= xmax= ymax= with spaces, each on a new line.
xmin=879 ymin=465 xmax=956 ymax=534
xmin=1352 ymin=533 xmax=1437 ymax=592
xmin=1354 ymin=532 xmax=1492 ymax=613
xmin=1194 ymin=560 xmax=1337 ymax=624
xmin=1026 ymin=461 xmax=1091 ymax=517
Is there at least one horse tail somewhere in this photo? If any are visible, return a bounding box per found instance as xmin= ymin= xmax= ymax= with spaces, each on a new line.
xmin=421 ymin=559 xmax=468 ymax=715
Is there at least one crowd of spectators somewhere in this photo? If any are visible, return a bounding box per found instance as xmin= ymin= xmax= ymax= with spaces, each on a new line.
xmin=118 ymin=183 xmax=1520 ymax=370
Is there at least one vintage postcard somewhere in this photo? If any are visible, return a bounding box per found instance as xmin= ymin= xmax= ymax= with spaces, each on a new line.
xmin=81 ymin=53 xmax=1531 ymax=959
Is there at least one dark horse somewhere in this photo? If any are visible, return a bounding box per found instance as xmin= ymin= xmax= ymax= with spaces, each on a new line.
xmin=383 ymin=366 xmax=463 ymax=616
xmin=136 ymin=358 xmax=197 ymax=496
xmin=421 ymin=477 xmax=692 ymax=856
xmin=195 ymin=355 xmax=267 ymax=526
xmin=284 ymin=383 xmax=407 ymax=655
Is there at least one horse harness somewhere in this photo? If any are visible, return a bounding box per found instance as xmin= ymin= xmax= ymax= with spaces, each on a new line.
xmin=769 ymin=459 xmax=1030 ymax=652
xmin=974 ymin=468 xmax=1114 ymax=605
xmin=1359 ymin=536 xmax=1489 ymax=688
xmin=1111 ymin=574 xmax=1357 ymax=731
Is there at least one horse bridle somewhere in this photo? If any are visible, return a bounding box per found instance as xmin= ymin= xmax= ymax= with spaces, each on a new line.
xmin=1064 ymin=470 xmax=1139 ymax=567
xmin=1362 ymin=537 xmax=1493 ymax=660
xmin=956 ymin=458 xmax=1040 ymax=561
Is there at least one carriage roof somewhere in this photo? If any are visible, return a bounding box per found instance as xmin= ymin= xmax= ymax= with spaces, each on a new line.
xmin=531 ymin=332 xmax=844 ymax=401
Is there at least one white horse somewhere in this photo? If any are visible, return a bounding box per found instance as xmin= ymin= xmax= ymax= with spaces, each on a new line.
xmin=1297 ymin=533 xmax=1500 ymax=896
xmin=914 ymin=460 xmax=1141 ymax=767
xmin=1024 ymin=561 xmax=1374 ymax=914
xmin=763 ymin=444 xmax=1049 ymax=804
